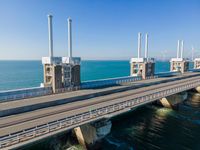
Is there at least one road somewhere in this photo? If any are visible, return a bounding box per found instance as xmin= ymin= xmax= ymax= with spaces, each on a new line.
xmin=1 ymin=72 xmax=200 ymax=116
xmin=1 ymin=72 xmax=200 ymax=138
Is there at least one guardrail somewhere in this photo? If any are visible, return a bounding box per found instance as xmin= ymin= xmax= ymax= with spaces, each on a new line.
xmin=81 ymin=76 xmax=158 ymax=89
xmin=155 ymin=71 xmax=181 ymax=77
xmin=188 ymin=68 xmax=200 ymax=72
xmin=54 ymin=77 xmax=142 ymax=93
xmin=1 ymin=78 xmax=199 ymax=149
xmin=0 ymin=75 xmax=158 ymax=102
xmin=81 ymin=76 xmax=142 ymax=89
xmin=0 ymin=87 xmax=52 ymax=103
xmin=54 ymin=86 xmax=81 ymax=94
xmin=54 ymin=76 xmax=158 ymax=93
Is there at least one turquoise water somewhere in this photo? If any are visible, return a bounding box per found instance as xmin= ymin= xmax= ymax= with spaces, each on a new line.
xmin=0 ymin=60 xmax=171 ymax=91
xmin=0 ymin=60 xmax=199 ymax=150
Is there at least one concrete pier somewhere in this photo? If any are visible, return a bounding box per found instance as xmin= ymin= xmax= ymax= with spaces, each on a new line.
xmin=159 ymin=92 xmax=188 ymax=108
xmin=194 ymin=86 xmax=200 ymax=93
xmin=74 ymin=119 xmax=112 ymax=149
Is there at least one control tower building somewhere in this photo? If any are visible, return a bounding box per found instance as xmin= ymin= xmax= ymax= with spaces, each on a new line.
xmin=194 ymin=58 xmax=200 ymax=69
xmin=42 ymin=15 xmax=81 ymax=92
xmin=192 ymin=47 xmax=200 ymax=69
xmin=170 ymin=40 xmax=189 ymax=73
xmin=130 ymin=33 xmax=155 ymax=79
xmin=62 ymin=18 xmax=81 ymax=87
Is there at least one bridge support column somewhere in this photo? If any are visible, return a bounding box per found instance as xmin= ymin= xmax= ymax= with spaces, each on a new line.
xmin=194 ymin=86 xmax=200 ymax=93
xmin=159 ymin=92 xmax=188 ymax=108
xmin=74 ymin=119 xmax=112 ymax=149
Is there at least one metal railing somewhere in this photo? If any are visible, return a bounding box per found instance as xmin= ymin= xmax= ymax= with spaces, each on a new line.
xmin=81 ymin=76 xmax=142 ymax=89
xmin=1 ymin=78 xmax=199 ymax=149
xmin=0 ymin=87 xmax=52 ymax=103
xmin=81 ymin=76 xmax=158 ymax=89
xmin=0 ymin=75 xmax=158 ymax=102
xmin=55 ymin=76 xmax=158 ymax=94
xmin=54 ymin=86 xmax=81 ymax=94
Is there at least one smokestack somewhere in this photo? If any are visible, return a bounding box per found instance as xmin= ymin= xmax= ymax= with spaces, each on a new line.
xmin=145 ymin=33 xmax=148 ymax=59
xmin=47 ymin=14 xmax=53 ymax=59
xmin=177 ymin=40 xmax=180 ymax=58
xmin=181 ymin=40 xmax=184 ymax=59
xmin=68 ymin=17 xmax=72 ymax=58
xmin=192 ymin=46 xmax=194 ymax=61
xmin=137 ymin=32 xmax=142 ymax=58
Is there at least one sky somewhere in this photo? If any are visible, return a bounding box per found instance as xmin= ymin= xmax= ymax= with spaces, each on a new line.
xmin=0 ymin=0 xmax=200 ymax=60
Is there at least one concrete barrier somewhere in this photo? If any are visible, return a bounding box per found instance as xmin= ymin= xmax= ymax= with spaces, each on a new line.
xmin=81 ymin=76 xmax=142 ymax=89
xmin=0 ymin=87 xmax=52 ymax=102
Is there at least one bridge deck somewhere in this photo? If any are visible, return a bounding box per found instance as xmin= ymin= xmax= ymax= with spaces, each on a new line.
xmin=0 ymin=72 xmax=199 ymax=114
xmin=0 ymin=72 xmax=200 ymax=137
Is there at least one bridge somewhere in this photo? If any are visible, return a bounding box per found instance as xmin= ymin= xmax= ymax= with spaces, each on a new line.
xmin=1 ymin=15 xmax=200 ymax=150
xmin=1 ymin=71 xmax=200 ymax=149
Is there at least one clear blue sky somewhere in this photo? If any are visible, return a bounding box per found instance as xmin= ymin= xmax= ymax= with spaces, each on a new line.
xmin=0 ymin=0 xmax=200 ymax=60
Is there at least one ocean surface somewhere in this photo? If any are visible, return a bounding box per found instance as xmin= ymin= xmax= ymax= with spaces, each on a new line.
xmin=0 ymin=60 xmax=171 ymax=91
xmin=0 ymin=60 xmax=199 ymax=150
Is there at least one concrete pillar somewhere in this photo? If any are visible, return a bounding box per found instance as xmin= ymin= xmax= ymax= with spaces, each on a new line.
xmin=159 ymin=92 xmax=188 ymax=109
xmin=74 ymin=120 xmax=112 ymax=149
xmin=137 ymin=32 xmax=142 ymax=58
xmin=145 ymin=33 xmax=148 ymax=59
xmin=47 ymin=15 xmax=54 ymax=60
xmin=194 ymin=86 xmax=200 ymax=93
xmin=190 ymin=92 xmax=200 ymax=106
xmin=74 ymin=127 xmax=87 ymax=150
xmin=68 ymin=17 xmax=72 ymax=58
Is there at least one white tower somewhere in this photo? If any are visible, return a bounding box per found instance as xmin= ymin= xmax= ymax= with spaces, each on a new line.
xmin=48 ymin=15 xmax=53 ymax=60
xmin=130 ymin=33 xmax=155 ymax=79
xmin=145 ymin=33 xmax=148 ymax=59
xmin=42 ymin=15 xmax=81 ymax=93
xmin=170 ymin=40 xmax=189 ymax=73
xmin=42 ymin=15 xmax=63 ymax=92
xmin=68 ymin=17 xmax=72 ymax=58
xmin=62 ymin=17 xmax=81 ymax=87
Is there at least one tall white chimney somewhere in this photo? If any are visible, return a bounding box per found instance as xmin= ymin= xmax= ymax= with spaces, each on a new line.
xmin=181 ymin=40 xmax=184 ymax=59
xmin=68 ymin=17 xmax=72 ymax=58
xmin=145 ymin=33 xmax=148 ymax=59
xmin=177 ymin=40 xmax=180 ymax=58
xmin=47 ymin=15 xmax=53 ymax=59
xmin=137 ymin=32 xmax=142 ymax=58
xmin=192 ymin=46 xmax=194 ymax=61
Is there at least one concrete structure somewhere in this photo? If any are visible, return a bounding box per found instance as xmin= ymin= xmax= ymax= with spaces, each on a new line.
xmin=1 ymin=16 xmax=200 ymax=150
xmin=170 ymin=40 xmax=189 ymax=73
xmin=130 ymin=33 xmax=155 ymax=79
xmin=1 ymin=72 xmax=200 ymax=149
xmin=159 ymin=92 xmax=188 ymax=108
xmin=42 ymin=15 xmax=81 ymax=92
xmin=194 ymin=58 xmax=200 ymax=69
xmin=74 ymin=119 xmax=112 ymax=149
xmin=42 ymin=15 xmax=63 ymax=92
xmin=192 ymin=46 xmax=200 ymax=69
